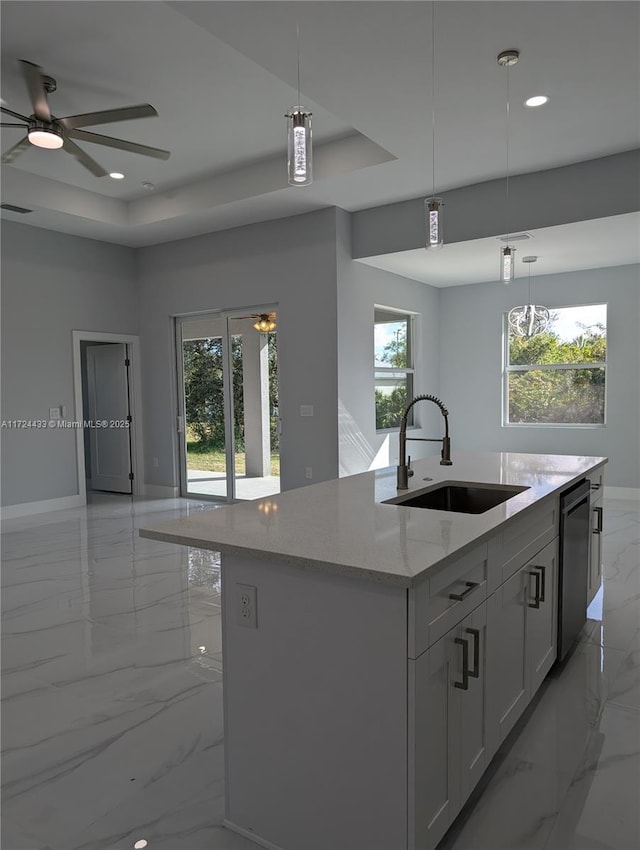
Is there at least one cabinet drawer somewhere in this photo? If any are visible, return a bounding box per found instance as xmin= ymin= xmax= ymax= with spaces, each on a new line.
xmin=487 ymin=497 xmax=558 ymax=593
xmin=409 ymin=543 xmax=488 ymax=658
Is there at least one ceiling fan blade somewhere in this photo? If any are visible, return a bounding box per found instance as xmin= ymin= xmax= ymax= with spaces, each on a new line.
xmin=1 ymin=136 xmax=31 ymax=164
xmin=1 ymin=123 xmax=29 ymax=128
xmin=1 ymin=105 xmax=30 ymax=122
xmin=67 ymin=128 xmax=170 ymax=160
xmin=19 ymin=59 xmax=51 ymax=122
xmin=62 ymin=137 xmax=108 ymax=177
xmin=60 ymin=103 xmax=158 ymax=130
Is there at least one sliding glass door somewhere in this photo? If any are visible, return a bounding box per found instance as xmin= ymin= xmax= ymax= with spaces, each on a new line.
xmin=176 ymin=308 xmax=280 ymax=502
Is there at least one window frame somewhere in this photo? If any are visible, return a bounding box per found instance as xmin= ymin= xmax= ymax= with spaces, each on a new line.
xmin=374 ymin=307 xmax=416 ymax=433
xmin=502 ymin=302 xmax=608 ymax=428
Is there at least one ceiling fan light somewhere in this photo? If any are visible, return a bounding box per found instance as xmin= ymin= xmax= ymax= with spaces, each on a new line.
xmin=28 ymin=127 xmax=63 ymax=149
xmin=253 ymin=314 xmax=277 ymax=333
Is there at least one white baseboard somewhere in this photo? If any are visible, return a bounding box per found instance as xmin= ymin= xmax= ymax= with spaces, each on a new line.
xmin=143 ymin=484 xmax=180 ymax=498
xmin=604 ymin=486 xmax=640 ymax=501
xmin=222 ymin=821 xmax=285 ymax=850
xmin=1 ymin=494 xmax=85 ymax=520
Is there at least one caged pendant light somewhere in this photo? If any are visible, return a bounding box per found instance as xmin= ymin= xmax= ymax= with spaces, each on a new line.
xmin=508 ymin=256 xmax=550 ymax=337
xmin=497 ymin=49 xmax=519 ymax=282
xmin=285 ymin=19 xmax=312 ymax=186
xmin=425 ymin=2 xmax=444 ymax=249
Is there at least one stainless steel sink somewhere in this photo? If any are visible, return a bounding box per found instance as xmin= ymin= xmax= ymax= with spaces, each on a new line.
xmin=383 ymin=482 xmax=529 ymax=514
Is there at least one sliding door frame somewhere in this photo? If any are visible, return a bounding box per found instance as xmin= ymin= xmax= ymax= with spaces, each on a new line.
xmin=175 ymin=305 xmax=277 ymax=503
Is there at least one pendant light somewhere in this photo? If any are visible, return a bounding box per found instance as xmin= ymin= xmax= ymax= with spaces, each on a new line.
xmin=425 ymin=2 xmax=444 ymax=249
xmin=498 ymin=49 xmax=519 ymax=282
xmin=508 ymin=256 xmax=550 ymax=337
xmin=285 ymin=19 xmax=312 ymax=186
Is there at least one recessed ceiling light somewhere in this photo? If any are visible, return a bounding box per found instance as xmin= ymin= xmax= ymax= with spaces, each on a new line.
xmin=109 ymin=172 xmax=125 ymax=180
xmin=133 ymin=841 xmax=148 ymax=849
xmin=525 ymin=95 xmax=549 ymax=108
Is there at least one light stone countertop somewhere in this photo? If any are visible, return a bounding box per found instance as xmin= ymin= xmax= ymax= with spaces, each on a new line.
xmin=139 ymin=452 xmax=607 ymax=587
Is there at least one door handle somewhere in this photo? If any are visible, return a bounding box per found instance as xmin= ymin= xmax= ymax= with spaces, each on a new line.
xmin=529 ymin=564 xmax=546 ymax=603
xmin=594 ymin=505 xmax=603 ymax=534
xmin=528 ymin=568 xmax=541 ymax=608
xmin=454 ymin=637 xmax=469 ymax=690
xmin=466 ymin=628 xmax=480 ymax=678
xmin=449 ymin=581 xmax=479 ymax=602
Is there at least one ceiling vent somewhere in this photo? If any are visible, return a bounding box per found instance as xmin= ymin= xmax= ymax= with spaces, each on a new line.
xmin=497 ymin=232 xmax=533 ymax=243
xmin=1 ymin=203 xmax=33 ymax=214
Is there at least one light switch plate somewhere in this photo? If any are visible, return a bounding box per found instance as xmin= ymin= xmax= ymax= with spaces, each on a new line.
xmin=49 ymin=407 xmax=61 ymax=420
xmin=300 ymin=404 xmax=314 ymax=417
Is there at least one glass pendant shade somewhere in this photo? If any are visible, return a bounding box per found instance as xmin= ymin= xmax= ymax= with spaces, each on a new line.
xmin=424 ymin=197 xmax=444 ymax=249
xmin=286 ymin=108 xmax=312 ymax=186
xmin=500 ymin=246 xmax=515 ymax=283
xmin=508 ymin=304 xmax=550 ymax=337
xmin=253 ymin=314 xmax=277 ymax=333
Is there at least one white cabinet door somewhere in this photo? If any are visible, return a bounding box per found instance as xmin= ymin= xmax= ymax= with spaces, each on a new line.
xmin=410 ymin=633 xmax=455 ymax=850
xmin=525 ymin=538 xmax=558 ymax=697
xmin=410 ymin=602 xmax=489 ymax=850
xmin=456 ymin=603 xmax=489 ymax=806
xmin=486 ymin=567 xmax=528 ymax=747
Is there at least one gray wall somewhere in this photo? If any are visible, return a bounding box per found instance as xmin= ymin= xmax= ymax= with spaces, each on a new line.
xmin=136 ymin=208 xmax=339 ymax=492
xmin=438 ymin=264 xmax=640 ymax=487
xmin=1 ymin=221 xmax=137 ymax=506
xmin=336 ymin=208 xmax=442 ymax=476
xmin=2 ymin=212 xmax=637 ymax=508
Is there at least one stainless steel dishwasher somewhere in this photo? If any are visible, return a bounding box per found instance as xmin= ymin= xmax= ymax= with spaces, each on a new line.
xmin=558 ymin=478 xmax=591 ymax=662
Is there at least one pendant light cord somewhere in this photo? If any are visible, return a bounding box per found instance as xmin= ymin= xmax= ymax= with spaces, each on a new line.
xmin=505 ymin=59 xmax=511 ymax=242
xmin=296 ymin=19 xmax=301 ymax=107
xmin=431 ymin=2 xmax=436 ymax=197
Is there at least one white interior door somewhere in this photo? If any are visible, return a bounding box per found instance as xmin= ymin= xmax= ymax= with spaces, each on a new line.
xmin=86 ymin=343 xmax=132 ymax=493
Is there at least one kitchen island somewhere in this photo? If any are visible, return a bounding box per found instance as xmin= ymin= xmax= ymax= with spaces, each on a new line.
xmin=140 ymin=451 xmax=606 ymax=850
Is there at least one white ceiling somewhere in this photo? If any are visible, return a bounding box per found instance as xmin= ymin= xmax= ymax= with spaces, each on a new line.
xmin=1 ymin=1 xmax=639 ymax=278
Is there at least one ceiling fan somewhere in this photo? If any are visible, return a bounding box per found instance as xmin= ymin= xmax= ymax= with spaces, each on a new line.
xmin=235 ymin=312 xmax=278 ymax=332
xmin=0 ymin=59 xmax=170 ymax=176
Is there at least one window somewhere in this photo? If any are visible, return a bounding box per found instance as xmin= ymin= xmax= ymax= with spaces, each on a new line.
xmin=375 ymin=308 xmax=415 ymax=430
xmin=504 ymin=303 xmax=607 ymax=425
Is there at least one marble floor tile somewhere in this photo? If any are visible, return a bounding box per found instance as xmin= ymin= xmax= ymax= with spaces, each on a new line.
xmin=543 ymin=702 xmax=640 ymax=850
xmin=2 ymin=494 xmax=639 ymax=850
xmin=607 ymin=634 xmax=640 ymax=712
xmin=0 ymin=818 xmax=54 ymax=850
